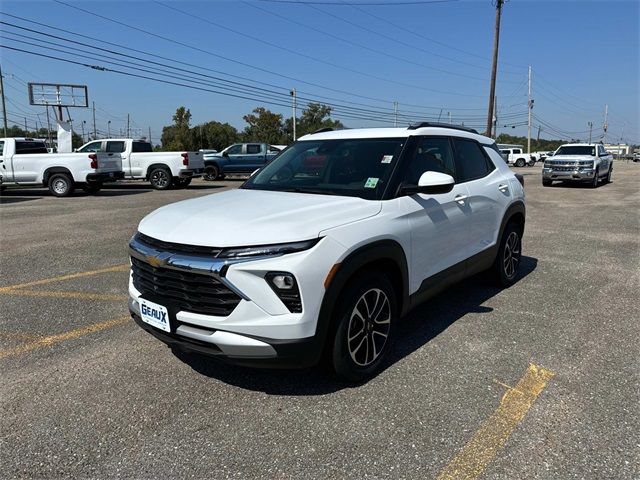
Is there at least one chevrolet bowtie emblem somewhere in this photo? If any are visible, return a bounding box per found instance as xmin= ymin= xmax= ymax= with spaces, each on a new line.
xmin=146 ymin=254 xmax=167 ymax=268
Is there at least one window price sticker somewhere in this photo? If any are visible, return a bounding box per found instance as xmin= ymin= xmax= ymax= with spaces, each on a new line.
xmin=381 ymin=155 xmax=394 ymax=164
xmin=364 ymin=177 xmax=379 ymax=188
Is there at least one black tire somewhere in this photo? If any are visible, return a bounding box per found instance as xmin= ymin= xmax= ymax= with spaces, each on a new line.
xmin=149 ymin=167 xmax=173 ymax=190
xmin=491 ymin=222 xmax=522 ymax=287
xmin=175 ymin=178 xmax=192 ymax=188
xmin=48 ymin=173 xmax=75 ymax=197
xmin=331 ymin=273 xmax=396 ymax=382
xmin=542 ymin=178 xmax=552 ymax=187
xmin=203 ymin=164 xmax=219 ymax=181
xmin=515 ymin=158 xmax=526 ymax=167
xmin=604 ymin=166 xmax=612 ymax=184
xmin=591 ymin=169 xmax=599 ymax=188
xmin=527 ymin=159 xmax=536 ymax=167
xmin=82 ymin=182 xmax=102 ymax=194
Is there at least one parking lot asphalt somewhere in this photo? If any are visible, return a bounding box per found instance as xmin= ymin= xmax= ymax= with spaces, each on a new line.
xmin=1 ymin=164 xmax=638 ymax=479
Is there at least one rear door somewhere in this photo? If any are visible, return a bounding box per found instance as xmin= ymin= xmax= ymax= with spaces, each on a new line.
xmin=129 ymin=141 xmax=152 ymax=177
xmin=451 ymin=137 xmax=508 ymax=257
xmin=244 ymin=143 xmax=265 ymax=171
xmin=0 ymin=140 xmax=11 ymax=181
xmin=222 ymin=144 xmax=244 ymax=173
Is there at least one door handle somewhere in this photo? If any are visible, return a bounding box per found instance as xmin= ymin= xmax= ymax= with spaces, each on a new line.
xmin=454 ymin=194 xmax=468 ymax=204
xmin=498 ymin=184 xmax=509 ymax=192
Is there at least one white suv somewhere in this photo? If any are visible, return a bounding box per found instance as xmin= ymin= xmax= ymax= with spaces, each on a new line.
xmin=129 ymin=123 xmax=526 ymax=381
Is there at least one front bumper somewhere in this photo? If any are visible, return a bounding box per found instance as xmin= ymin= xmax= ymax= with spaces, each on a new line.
xmin=129 ymin=299 xmax=320 ymax=368
xmin=542 ymin=168 xmax=595 ymax=181
xmin=179 ymin=168 xmax=203 ymax=179
xmin=87 ymin=171 xmax=125 ymax=183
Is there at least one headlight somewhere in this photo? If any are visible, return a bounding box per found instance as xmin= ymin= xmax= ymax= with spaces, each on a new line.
xmin=218 ymin=238 xmax=320 ymax=259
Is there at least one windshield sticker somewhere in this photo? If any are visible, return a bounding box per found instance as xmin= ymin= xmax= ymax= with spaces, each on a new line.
xmin=381 ymin=154 xmax=394 ymax=164
xmin=364 ymin=177 xmax=379 ymax=188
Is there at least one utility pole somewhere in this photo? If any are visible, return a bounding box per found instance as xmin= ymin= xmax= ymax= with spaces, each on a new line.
xmin=537 ymin=125 xmax=542 ymax=142
xmin=448 ymin=111 xmax=452 ymax=124
xmin=493 ymin=96 xmax=498 ymax=139
xmin=0 ymin=64 xmax=7 ymax=137
xmin=107 ymin=120 xmax=111 ymax=137
xmin=126 ymin=113 xmax=130 ymax=138
xmin=92 ymin=101 xmax=97 ymax=139
xmin=393 ymin=101 xmax=398 ymax=127
xmin=527 ymin=65 xmax=533 ymax=154
xmin=603 ymin=104 xmax=608 ymax=144
xmin=24 ymin=117 xmax=28 ymax=136
xmin=290 ymin=89 xmax=297 ymax=141
xmin=80 ymin=120 xmax=86 ymax=142
xmin=486 ymin=0 xmax=505 ymax=137
xmin=588 ymin=122 xmax=593 ymax=143
xmin=45 ymin=105 xmax=53 ymax=145
xmin=148 ymin=126 xmax=152 ymax=146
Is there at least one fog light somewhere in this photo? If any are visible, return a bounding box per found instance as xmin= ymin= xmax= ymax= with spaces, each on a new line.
xmin=265 ymin=272 xmax=302 ymax=313
xmin=272 ymin=274 xmax=294 ymax=290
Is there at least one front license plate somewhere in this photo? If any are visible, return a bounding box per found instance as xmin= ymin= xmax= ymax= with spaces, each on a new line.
xmin=139 ymin=298 xmax=170 ymax=333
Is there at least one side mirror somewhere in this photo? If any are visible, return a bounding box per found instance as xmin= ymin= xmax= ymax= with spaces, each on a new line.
xmin=222 ymin=151 xmax=229 ymax=157
xmin=73 ymin=148 xmax=78 ymax=152
xmin=400 ymin=171 xmax=455 ymax=195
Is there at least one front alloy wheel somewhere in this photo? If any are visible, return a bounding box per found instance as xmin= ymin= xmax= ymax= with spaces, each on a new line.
xmin=332 ymin=274 xmax=396 ymax=382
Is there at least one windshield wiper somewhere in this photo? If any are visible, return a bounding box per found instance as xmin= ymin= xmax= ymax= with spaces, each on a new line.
xmin=281 ymin=187 xmax=338 ymax=196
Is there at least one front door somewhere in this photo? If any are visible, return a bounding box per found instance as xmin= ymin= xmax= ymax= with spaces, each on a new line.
xmin=399 ymin=136 xmax=473 ymax=291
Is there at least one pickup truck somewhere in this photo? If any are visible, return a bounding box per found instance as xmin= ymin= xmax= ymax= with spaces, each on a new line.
xmin=0 ymin=137 xmax=123 ymax=196
xmin=203 ymin=143 xmax=282 ymax=180
xmin=497 ymin=145 xmax=538 ymax=167
xmin=542 ymin=143 xmax=613 ymax=187
xmin=78 ymin=139 xmax=204 ymax=190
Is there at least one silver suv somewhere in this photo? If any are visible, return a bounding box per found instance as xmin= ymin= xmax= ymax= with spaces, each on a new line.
xmin=543 ymin=143 xmax=613 ymax=187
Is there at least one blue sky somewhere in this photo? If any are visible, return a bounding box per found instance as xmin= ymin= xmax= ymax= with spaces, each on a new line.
xmin=1 ymin=0 xmax=638 ymax=144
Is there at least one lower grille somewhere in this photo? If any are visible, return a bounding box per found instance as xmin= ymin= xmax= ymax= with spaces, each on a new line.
xmin=131 ymin=257 xmax=241 ymax=316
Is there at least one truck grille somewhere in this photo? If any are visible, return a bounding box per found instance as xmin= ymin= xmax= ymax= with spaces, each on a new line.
xmin=552 ymin=166 xmax=577 ymax=172
xmin=131 ymin=257 xmax=241 ymax=317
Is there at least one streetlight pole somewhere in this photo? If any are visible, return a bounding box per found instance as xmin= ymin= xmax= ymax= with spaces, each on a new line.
xmin=107 ymin=120 xmax=111 ymax=137
xmin=588 ymin=122 xmax=593 ymax=143
xmin=290 ymin=88 xmax=297 ymax=141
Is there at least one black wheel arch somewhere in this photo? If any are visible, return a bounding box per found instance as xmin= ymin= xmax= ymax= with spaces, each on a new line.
xmin=310 ymin=239 xmax=409 ymax=365
xmin=43 ymin=167 xmax=73 ymax=186
xmin=499 ymin=200 xmax=526 ymax=240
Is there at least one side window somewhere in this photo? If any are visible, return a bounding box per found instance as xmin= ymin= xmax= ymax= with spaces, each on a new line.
xmin=226 ymin=144 xmax=242 ymax=155
xmin=0 ymin=140 xmax=4 ymax=156
xmin=15 ymin=142 xmax=48 ymax=154
xmin=403 ymin=137 xmax=455 ymax=185
xmin=453 ymin=138 xmax=493 ymax=183
xmin=246 ymin=144 xmax=261 ymax=154
xmin=513 ymin=148 xmax=522 ymax=154
xmin=132 ymin=142 xmax=152 ymax=152
xmin=78 ymin=141 xmax=103 ymax=153
xmin=106 ymin=141 xmax=126 ymax=153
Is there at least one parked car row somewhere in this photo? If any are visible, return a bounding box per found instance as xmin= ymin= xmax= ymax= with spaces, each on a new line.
xmin=0 ymin=137 xmax=204 ymax=196
xmin=202 ymin=143 xmax=283 ymax=181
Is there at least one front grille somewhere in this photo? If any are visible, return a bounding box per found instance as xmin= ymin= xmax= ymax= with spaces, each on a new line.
xmin=136 ymin=232 xmax=222 ymax=257
xmin=552 ymin=166 xmax=577 ymax=172
xmin=131 ymin=257 xmax=241 ymax=316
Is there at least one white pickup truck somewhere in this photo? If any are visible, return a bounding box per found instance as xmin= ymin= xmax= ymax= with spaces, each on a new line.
xmin=78 ymin=139 xmax=204 ymax=190
xmin=497 ymin=144 xmax=538 ymax=167
xmin=0 ymin=137 xmax=124 ymax=196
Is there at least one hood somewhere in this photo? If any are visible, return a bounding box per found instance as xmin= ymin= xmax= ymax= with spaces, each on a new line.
xmin=138 ymin=189 xmax=381 ymax=247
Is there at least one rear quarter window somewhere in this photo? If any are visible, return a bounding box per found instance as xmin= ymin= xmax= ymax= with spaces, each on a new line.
xmin=132 ymin=142 xmax=152 ymax=153
xmin=15 ymin=141 xmax=48 ymax=154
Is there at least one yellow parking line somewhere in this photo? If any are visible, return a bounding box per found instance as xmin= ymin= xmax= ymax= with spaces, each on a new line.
xmin=0 ymin=290 xmax=127 ymax=302
xmin=0 ymin=315 xmax=131 ymax=360
xmin=0 ymin=264 xmax=129 ymax=293
xmin=0 ymin=331 xmax=44 ymax=342
xmin=436 ymin=364 xmax=555 ymax=480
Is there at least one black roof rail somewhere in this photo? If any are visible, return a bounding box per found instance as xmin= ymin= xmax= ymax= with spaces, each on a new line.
xmin=312 ymin=127 xmax=335 ymax=134
xmin=407 ymin=122 xmax=479 ymax=134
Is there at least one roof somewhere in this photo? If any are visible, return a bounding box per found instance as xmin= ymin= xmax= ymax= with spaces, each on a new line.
xmin=560 ymin=143 xmax=598 ymax=147
xmin=298 ymin=126 xmax=493 ymax=144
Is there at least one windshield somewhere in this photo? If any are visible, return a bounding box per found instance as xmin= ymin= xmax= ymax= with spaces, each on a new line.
xmin=555 ymin=146 xmax=595 ymax=156
xmin=242 ymin=138 xmax=406 ymax=200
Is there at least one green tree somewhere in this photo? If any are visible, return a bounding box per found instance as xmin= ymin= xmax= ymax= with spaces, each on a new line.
xmin=242 ymin=107 xmax=286 ymax=145
xmin=161 ymin=106 xmax=193 ymax=150
xmin=191 ymin=121 xmax=240 ymax=152
xmin=297 ymin=103 xmax=344 ymax=137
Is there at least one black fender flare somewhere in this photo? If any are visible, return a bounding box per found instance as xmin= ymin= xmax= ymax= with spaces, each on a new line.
xmin=309 ymin=239 xmax=409 ymax=364
xmin=146 ymin=163 xmax=171 ymax=179
xmin=499 ymin=200 xmax=526 ymax=240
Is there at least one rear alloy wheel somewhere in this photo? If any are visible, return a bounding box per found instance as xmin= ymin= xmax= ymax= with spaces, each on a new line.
xmin=492 ymin=223 xmax=522 ymax=287
xmin=203 ymin=165 xmax=219 ymax=181
xmin=332 ymin=274 xmax=396 ymax=382
xmin=149 ymin=168 xmax=172 ymax=190
xmin=515 ymin=158 xmax=526 ymax=167
xmin=48 ymin=173 xmax=75 ymax=197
